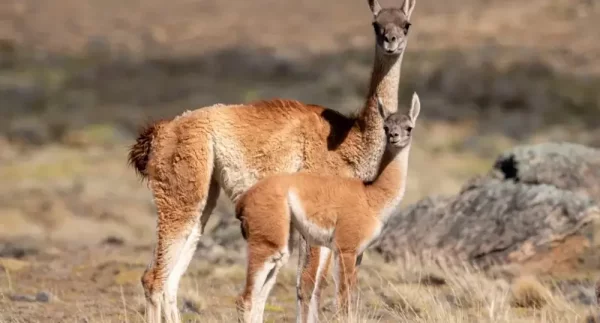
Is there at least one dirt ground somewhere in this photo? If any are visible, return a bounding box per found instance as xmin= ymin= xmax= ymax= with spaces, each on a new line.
xmin=1 ymin=0 xmax=600 ymax=322
xmin=1 ymin=241 xmax=598 ymax=323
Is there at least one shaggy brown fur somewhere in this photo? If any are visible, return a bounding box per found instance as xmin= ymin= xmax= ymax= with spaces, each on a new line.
xmin=128 ymin=1 xmax=417 ymax=322
xmin=234 ymin=94 xmax=420 ymax=322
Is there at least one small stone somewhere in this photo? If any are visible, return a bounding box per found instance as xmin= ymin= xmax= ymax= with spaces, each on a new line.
xmin=182 ymin=298 xmax=202 ymax=314
xmin=101 ymin=236 xmax=125 ymax=246
xmin=35 ymin=291 xmax=53 ymax=303
xmin=0 ymin=242 xmax=38 ymax=259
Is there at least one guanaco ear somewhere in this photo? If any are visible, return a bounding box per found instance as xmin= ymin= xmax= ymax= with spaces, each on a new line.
xmin=409 ymin=92 xmax=421 ymax=122
xmin=375 ymin=96 xmax=388 ymax=119
xmin=368 ymin=0 xmax=382 ymax=16
xmin=401 ymin=0 xmax=417 ymax=19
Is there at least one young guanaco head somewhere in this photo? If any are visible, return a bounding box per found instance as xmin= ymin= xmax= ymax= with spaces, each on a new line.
xmin=368 ymin=0 xmax=416 ymax=55
xmin=376 ymin=92 xmax=420 ymax=149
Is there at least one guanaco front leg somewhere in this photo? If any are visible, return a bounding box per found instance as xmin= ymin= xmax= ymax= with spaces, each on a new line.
xmin=296 ymin=241 xmax=332 ymax=323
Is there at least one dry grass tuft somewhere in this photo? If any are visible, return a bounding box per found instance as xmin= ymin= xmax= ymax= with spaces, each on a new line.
xmin=509 ymin=275 xmax=551 ymax=309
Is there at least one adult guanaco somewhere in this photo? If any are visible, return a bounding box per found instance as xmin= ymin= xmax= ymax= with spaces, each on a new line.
xmin=127 ymin=1 xmax=416 ymax=322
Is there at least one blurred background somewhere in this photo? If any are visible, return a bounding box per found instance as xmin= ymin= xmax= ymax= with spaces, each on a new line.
xmin=1 ymin=0 xmax=600 ymax=322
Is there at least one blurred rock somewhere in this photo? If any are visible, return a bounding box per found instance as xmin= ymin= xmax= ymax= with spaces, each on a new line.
xmin=101 ymin=236 xmax=125 ymax=246
xmin=7 ymin=118 xmax=51 ymax=145
xmin=0 ymin=135 xmax=19 ymax=161
xmin=374 ymin=143 xmax=600 ymax=275
xmin=35 ymin=291 xmax=53 ymax=303
xmin=0 ymin=240 xmax=38 ymax=259
xmin=0 ymin=38 xmax=16 ymax=68
xmin=85 ymin=36 xmax=112 ymax=60
xmin=182 ymin=298 xmax=202 ymax=315
xmin=490 ymin=142 xmax=600 ymax=200
xmin=8 ymin=291 xmax=54 ymax=303
xmin=553 ymin=280 xmax=596 ymax=306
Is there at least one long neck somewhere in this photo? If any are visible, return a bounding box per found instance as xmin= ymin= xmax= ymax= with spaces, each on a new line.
xmin=353 ymin=45 xmax=405 ymax=131
xmin=365 ymin=144 xmax=411 ymax=222
xmin=334 ymin=43 xmax=406 ymax=182
xmin=365 ymin=46 xmax=405 ymax=114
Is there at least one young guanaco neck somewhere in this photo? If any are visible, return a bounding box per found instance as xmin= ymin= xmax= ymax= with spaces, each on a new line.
xmin=365 ymin=143 xmax=411 ymax=219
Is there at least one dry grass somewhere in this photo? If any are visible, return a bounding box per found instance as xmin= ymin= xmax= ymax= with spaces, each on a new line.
xmin=154 ymin=254 xmax=595 ymax=323
xmin=509 ymin=275 xmax=552 ymax=309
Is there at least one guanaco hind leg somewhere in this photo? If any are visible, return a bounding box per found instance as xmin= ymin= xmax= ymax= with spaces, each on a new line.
xmin=309 ymin=247 xmax=332 ymax=323
xmin=141 ymin=133 xmax=216 ymax=323
xmin=142 ymin=205 xmax=205 ymax=323
xmin=163 ymin=181 xmax=220 ymax=323
xmin=296 ymin=236 xmax=328 ymax=323
xmin=295 ymin=242 xmax=332 ymax=323
xmin=237 ymin=203 xmax=292 ymax=323
xmin=332 ymin=251 xmax=358 ymax=318
xmin=296 ymin=236 xmax=308 ymax=323
xmin=254 ymin=237 xmax=294 ymax=322
xmin=237 ymin=245 xmax=290 ymax=323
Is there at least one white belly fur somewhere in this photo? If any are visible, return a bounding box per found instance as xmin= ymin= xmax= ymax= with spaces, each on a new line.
xmin=287 ymin=189 xmax=334 ymax=248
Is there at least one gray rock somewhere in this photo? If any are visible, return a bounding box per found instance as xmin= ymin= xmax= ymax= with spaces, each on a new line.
xmin=35 ymin=291 xmax=53 ymax=303
xmin=373 ymin=143 xmax=600 ymax=273
xmin=490 ymin=142 xmax=600 ymax=200
xmin=9 ymin=291 xmax=54 ymax=303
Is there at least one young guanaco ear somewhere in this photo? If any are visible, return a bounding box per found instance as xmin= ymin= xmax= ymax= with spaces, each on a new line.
xmin=401 ymin=0 xmax=417 ymax=20
xmin=368 ymin=0 xmax=382 ymax=17
xmin=409 ymin=92 xmax=421 ymax=123
xmin=375 ymin=96 xmax=388 ymax=120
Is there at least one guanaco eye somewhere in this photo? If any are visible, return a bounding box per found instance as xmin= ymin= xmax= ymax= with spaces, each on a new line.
xmin=373 ymin=23 xmax=385 ymax=36
xmin=406 ymin=126 xmax=413 ymax=134
xmin=404 ymin=22 xmax=411 ymax=34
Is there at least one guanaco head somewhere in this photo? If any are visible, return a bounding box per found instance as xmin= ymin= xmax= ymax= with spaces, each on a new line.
xmin=376 ymin=92 xmax=420 ymax=149
xmin=367 ymin=0 xmax=416 ymax=56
